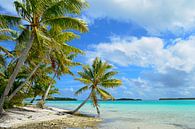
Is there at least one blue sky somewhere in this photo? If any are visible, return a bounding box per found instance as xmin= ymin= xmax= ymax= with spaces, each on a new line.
xmin=1 ymin=0 xmax=195 ymax=100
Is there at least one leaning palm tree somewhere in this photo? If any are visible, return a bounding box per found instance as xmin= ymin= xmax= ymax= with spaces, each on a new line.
xmin=40 ymin=26 xmax=83 ymax=104
xmin=0 ymin=0 xmax=88 ymax=115
xmin=71 ymin=57 xmax=122 ymax=115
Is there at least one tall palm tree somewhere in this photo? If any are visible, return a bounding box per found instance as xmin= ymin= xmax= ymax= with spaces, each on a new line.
xmin=71 ymin=57 xmax=122 ymax=115
xmin=0 ymin=0 xmax=88 ymax=115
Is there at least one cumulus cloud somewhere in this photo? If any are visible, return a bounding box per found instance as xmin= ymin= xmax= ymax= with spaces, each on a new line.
xmin=86 ymin=36 xmax=195 ymax=98
xmin=86 ymin=36 xmax=195 ymax=73
xmin=122 ymin=74 xmax=195 ymax=99
xmin=86 ymin=0 xmax=195 ymax=34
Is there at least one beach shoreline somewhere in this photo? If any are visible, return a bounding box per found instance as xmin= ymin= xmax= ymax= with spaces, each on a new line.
xmin=0 ymin=106 xmax=102 ymax=129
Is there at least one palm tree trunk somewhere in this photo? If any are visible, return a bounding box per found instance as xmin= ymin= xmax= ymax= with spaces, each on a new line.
xmin=8 ymin=63 xmax=41 ymax=101
xmin=30 ymin=96 xmax=36 ymax=103
xmin=96 ymin=106 xmax=100 ymax=116
xmin=0 ymin=33 xmax=34 ymax=116
xmin=71 ymin=92 xmax=92 ymax=114
xmin=42 ymin=73 xmax=57 ymax=102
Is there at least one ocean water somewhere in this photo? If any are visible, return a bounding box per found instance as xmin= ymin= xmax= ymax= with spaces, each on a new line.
xmin=46 ymin=100 xmax=195 ymax=129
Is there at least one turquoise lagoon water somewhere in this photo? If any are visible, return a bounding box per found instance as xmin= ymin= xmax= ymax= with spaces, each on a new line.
xmin=46 ymin=100 xmax=195 ymax=129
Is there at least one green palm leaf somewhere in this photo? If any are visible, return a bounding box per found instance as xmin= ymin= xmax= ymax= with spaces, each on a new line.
xmin=101 ymin=71 xmax=118 ymax=81
xmin=75 ymin=78 xmax=91 ymax=84
xmin=42 ymin=0 xmax=88 ymax=19
xmin=14 ymin=1 xmax=31 ymax=22
xmin=0 ymin=15 xmax=21 ymax=28
xmin=42 ymin=17 xmax=88 ymax=32
xmin=101 ymin=79 xmax=122 ymax=88
xmin=0 ymin=46 xmax=13 ymax=57
xmin=97 ymin=88 xmax=114 ymax=100
xmin=53 ymin=32 xmax=79 ymax=43
xmin=75 ymin=85 xmax=89 ymax=95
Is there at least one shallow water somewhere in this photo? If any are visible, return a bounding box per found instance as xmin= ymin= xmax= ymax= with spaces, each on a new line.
xmin=46 ymin=100 xmax=195 ymax=129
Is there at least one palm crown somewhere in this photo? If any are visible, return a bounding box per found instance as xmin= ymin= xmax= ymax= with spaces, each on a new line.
xmin=72 ymin=57 xmax=122 ymax=115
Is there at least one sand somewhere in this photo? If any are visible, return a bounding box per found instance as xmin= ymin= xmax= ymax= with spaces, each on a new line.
xmin=0 ymin=106 xmax=101 ymax=129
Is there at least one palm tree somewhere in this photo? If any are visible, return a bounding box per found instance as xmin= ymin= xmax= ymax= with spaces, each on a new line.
xmin=71 ymin=57 xmax=122 ymax=115
xmin=40 ymin=26 xmax=83 ymax=104
xmin=29 ymin=71 xmax=58 ymax=107
xmin=41 ymin=53 xmax=81 ymax=103
xmin=0 ymin=0 xmax=88 ymax=115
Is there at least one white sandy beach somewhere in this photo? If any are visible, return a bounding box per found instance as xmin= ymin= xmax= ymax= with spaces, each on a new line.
xmin=0 ymin=106 xmax=101 ymax=129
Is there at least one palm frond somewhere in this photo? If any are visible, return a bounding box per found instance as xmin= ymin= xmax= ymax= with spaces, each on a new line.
xmin=0 ymin=28 xmax=18 ymax=36
xmin=0 ymin=29 xmax=18 ymax=41
xmin=53 ymin=32 xmax=79 ymax=43
xmin=0 ymin=54 xmax=6 ymax=67
xmin=78 ymin=71 xmax=92 ymax=80
xmin=68 ymin=53 xmax=78 ymax=60
xmin=14 ymin=27 xmax=31 ymax=53
xmin=34 ymin=28 xmax=52 ymax=47
xmin=14 ymin=1 xmax=32 ymax=21
xmin=0 ymin=46 xmax=13 ymax=57
xmin=28 ymin=0 xmax=50 ymax=15
xmin=97 ymin=88 xmax=114 ymax=100
xmin=101 ymin=79 xmax=122 ymax=88
xmin=62 ymin=44 xmax=83 ymax=54
xmin=82 ymin=65 xmax=94 ymax=79
xmin=97 ymin=62 xmax=112 ymax=78
xmin=101 ymin=71 xmax=118 ymax=81
xmin=0 ymin=14 xmax=21 ymax=28
xmin=43 ymin=16 xmax=88 ymax=33
xmin=42 ymin=0 xmax=88 ymax=19
xmin=0 ymin=71 xmax=5 ymax=77
xmin=75 ymin=78 xmax=91 ymax=84
xmin=92 ymin=57 xmax=101 ymax=78
xmin=0 ymin=34 xmax=14 ymax=41
xmin=75 ymin=85 xmax=89 ymax=95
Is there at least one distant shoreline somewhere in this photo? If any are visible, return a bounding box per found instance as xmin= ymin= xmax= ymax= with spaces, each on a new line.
xmin=159 ymin=98 xmax=195 ymax=100
xmin=36 ymin=97 xmax=77 ymax=101
xmin=115 ymin=98 xmax=142 ymax=101
xmin=36 ymin=97 xmax=143 ymax=101
xmin=34 ymin=97 xmax=195 ymax=102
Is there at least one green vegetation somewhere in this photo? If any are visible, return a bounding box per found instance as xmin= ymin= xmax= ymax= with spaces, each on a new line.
xmin=116 ymin=98 xmax=142 ymax=101
xmin=0 ymin=0 xmax=88 ymax=115
xmin=71 ymin=57 xmax=122 ymax=115
xmin=0 ymin=0 xmax=122 ymax=116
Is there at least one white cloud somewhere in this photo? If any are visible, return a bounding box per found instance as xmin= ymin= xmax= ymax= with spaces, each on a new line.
xmin=86 ymin=36 xmax=195 ymax=73
xmin=86 ymin=0 xmax=195 ymax=34
xmin=86 ymin=36 xmax=195 ymax=99
xmin=121 ymin=67 xmax=195 ymax=99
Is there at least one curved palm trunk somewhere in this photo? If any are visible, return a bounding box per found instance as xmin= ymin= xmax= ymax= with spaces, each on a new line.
xmin=96 ymin=106 xmax=100 ymax=116
xmin=0 ymin=33 xmax=34 ymax=116
xmin=8 ymin=63 xmax=41 ymax=101
xmin=30 ymin=96 xmax=36 ymax=103
xmin=42 ymin=73 xmax=57 ymax=102
xmin=71 ymin=92 xmax=92 ymax=114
